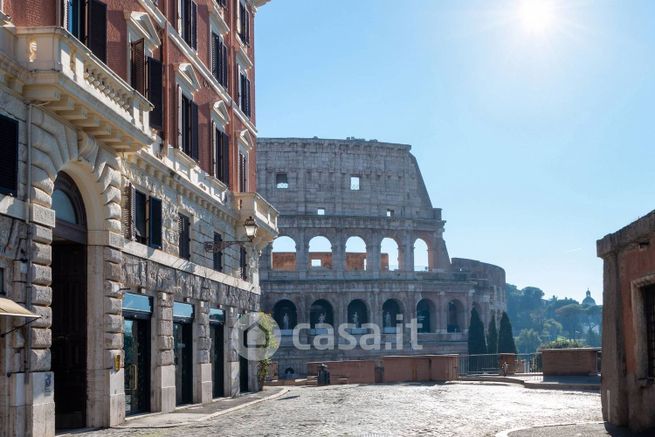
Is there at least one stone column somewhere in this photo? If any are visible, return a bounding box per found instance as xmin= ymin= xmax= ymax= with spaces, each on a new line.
xmin=366 ymin=236 xmax=382 ymax=278
xmin=439 ymin=291 xmax=448 ymax=334
xmin=153 ymin=290 xmax=175 ymax=413
xmin=400 ymin=233 xmax=414 ymax=272
xmin=295 ymin=231 xmax=308 ymax=279
xmin=195 ymin=301 xmax=212 ymax=404
xmin=225 ymin=307 xmax=240 ymax=397
xmin=331 ymin=234 xmax=345 ymax=279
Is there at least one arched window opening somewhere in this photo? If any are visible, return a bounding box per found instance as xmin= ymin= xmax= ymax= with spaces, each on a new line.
xmin=448 ymin=300 xmax=465 ymax=333
xmin=273 ymin=300 xmax=297 ymax=333
xmin=345 ymin=236 xmax=367 ymax=271
xmin=308 ymin=236 xmax=332 ymax=269
xmin=309 ymin=299 xmax=334 ymax=330
xmin=380 ymin=238 xmax=399 ymax=272
xmin=414 ymin=238 xmax=429 ymax=272
xmin=271 ymin=236 xmax=297 ymax=271
xmin=417 ymin=299 xmax=436 ymax=333
xmin=382 ymin=299 xmax=402 ymax=333
xmin=347 ymin=299 xmax=368 ymax=333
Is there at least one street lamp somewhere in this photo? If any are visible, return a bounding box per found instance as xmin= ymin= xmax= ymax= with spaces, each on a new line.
xmin=203 ymin=216 xmax=259 ymax=253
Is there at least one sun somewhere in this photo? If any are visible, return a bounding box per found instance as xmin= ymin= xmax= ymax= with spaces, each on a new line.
xmin=518 ymin=0 xmax=555 ymax=35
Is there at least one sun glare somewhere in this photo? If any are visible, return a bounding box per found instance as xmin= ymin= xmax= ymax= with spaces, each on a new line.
xmin=518 ymin=0 xmax=555 ymax=35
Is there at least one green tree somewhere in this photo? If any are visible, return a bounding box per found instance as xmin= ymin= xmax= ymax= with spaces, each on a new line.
xmin=555 ymin=303 xmax=585 ymax=339
xmin=585 ymin=327 xmax=601 ymax=347
xmin=468 ymin=308 xmax=487 ymax=355
xmin=541 ymin=318 xmax=563 ymax=341
xmin=498 ymin=312 xmax=517 ymax=354
xmin=468 ymin=308 xmax=487 ymax=372
xmin=516 ymin=329 xmax=542 ymax=353
xmin=487 ymin=314 xmax=498 ymax=355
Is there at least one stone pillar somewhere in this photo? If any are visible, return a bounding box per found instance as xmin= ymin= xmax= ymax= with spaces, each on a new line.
xmin=400 ymin=234 xmax=414 ymax=272
xmin=296 ymin=231 xmax=308 ymax=278
xmin=439 ymin=291 xmax=448 ymax=334
xmin=331 ymin=234 xmax=345 ymax=279
xmin=195 ymin=301 xmax=212 ymax=404
xmin=225 ymin=307 xmax=240 ymax=397
xmin=366 ymin=237 xmax=382 ymax=278
xmin=153 ymin=291 xmax=175 ymax=413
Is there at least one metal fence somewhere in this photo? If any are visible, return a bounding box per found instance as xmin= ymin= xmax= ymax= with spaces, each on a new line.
xmin=458 ymin=353 xmax=543 ymax=375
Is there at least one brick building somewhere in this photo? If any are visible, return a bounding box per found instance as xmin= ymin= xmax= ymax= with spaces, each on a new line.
xmin=597 ymin=211 xmax=655 ymax=433
xmin=0 ymin=0 xmax=277 ymax=435
xmin=257 ymin=138 xmax=506 ymax=377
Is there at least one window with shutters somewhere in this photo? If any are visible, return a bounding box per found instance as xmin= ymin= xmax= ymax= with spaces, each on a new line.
xmin=147 ymin=57 xmax=164 ymax=131
xmin=238 ymin=151 xmax=248 ymax=193
xmin=126 ymin=187 xmax=162 ymax=249
xmin=211 ymin=33 xmax=228 ymax=88
xmin=239 ymin=246 xmax=248 ymax=280
xmin=238 ymin=1 xmax=250 ymax=46
xmin=180 ymin=94 xmax=199 ymax=160
xmin=179 ymin=214 xmax=191 ymax=260
xmin=275 ymin=173 xmax=288 ymax=189
xmin=0 ymin=114 xmax=18 ymax=197
xmin=180 ymin=0 xmax=197 ymax=50
xmin=213 ymin=126 xmax=230 ymax=186
xmin=62 ymin=0 xmax=107 ymax=62
xmin=130 ymin=39 xmax=146 ymax=95
xmin=238 ymin=72 xmax=251 ymax=117
xmin=213 ymin=232 xmax=223 ymax=271
xmin=134 ymin=190 xmax=148 ymax=244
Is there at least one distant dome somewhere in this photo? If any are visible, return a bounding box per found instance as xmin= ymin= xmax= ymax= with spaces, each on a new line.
xmin=582 ymin=289 xmax=596 ymax=306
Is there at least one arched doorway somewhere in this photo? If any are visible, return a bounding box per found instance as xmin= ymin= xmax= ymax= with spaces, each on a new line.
xmin=309 ymin=299 xmax=334 ymax=329
xmin=273 ymin=299 xmax=297 ymax=332
xmin=347 ymin=299 xmax=368 ymax=329
xmin=448 ymin=300 xmax=465 ymax=333
xmin=417 ymin=299 xmax=436 ymax=333
xmin=382 ymin=299 xmax=402 ymax=333
xmin=51 ymin=172 xmax=88 ymax=430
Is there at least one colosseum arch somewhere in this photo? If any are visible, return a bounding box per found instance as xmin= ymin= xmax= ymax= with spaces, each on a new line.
xmin=345 ymin=236 xmax=367 ymax=271
xmin=271 ymin=236 xmax=297 ymax=271
xmin=382 ymin=298 xmax=404 ymax=332
xmin=417 ymin=298 xmax=437 ymax=333
xmin=309 ymin=299 xmax=334 ymax=328
xmin=273 ymin=299 xmax=298 ymax=331
xmin=308 ymin=236 xmax=332 ymax=269
xmin=447 ymin=299 xmax=466 ymax=333
xmin=380 ymin=237 xmax=399 ymax=272
xmin=413 ymin=238 xmax=429 ymax=272
xmin=347 ymin=299 xmax=369 ymax=328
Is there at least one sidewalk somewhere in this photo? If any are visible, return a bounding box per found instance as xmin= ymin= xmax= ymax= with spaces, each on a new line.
xmin=116 ymin=387 xmax=288 ymax=429
xmin=460 ymin=373 xmax=600 ymax=391
xmin=499 ymin=422 xmax=653 ymax=437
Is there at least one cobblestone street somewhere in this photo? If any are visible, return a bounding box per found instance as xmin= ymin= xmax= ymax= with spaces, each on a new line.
xmin=80 ymin=382 xmax=602 ymax=437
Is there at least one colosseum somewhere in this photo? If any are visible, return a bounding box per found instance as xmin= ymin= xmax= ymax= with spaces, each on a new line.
xmin=257 ymin=137 xmax=506 ymax=377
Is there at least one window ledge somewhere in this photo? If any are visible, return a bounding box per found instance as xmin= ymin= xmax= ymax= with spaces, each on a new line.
xmin=0 ymin=11 xmax=11 ymax=25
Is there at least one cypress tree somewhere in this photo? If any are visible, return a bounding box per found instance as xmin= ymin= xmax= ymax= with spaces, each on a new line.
xmin=468 ymin=308 xmax=487 ymax=354
xmin=498 ymin=311 xmax=517 ymax=354
xmin=487 ymin=314 xmax=498 ymax=355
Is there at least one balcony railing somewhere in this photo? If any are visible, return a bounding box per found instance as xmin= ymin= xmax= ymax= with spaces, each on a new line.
xmin=234 ymin=191 xmax=279 ymax=243
xmin=14 ymin=26 xmax=153 ymax=152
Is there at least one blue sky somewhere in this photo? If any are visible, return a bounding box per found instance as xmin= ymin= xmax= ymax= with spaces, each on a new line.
xmin=254 ymin=0 xmax=655 ymax=303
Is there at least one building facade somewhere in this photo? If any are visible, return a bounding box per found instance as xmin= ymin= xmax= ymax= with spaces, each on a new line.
xmin=597 ymin=210 xmax=655 ymax=433
xmin=257 ymin=138 xmax=506 ymax=376
xmin=0 ymin=0 xmax=277 ymax=435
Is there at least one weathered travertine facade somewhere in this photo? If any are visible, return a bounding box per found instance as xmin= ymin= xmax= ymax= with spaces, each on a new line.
xmin=0 ymin=1 xmax=276 ymax=435
xmin=257 ymin=138 xmax=506 ymax=376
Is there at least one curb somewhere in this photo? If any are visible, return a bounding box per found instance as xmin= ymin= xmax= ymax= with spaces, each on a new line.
xmin=115 ymin=388 xmax=290 ymax=429
xmin=495 ymin=421 xmax=605 ymax=437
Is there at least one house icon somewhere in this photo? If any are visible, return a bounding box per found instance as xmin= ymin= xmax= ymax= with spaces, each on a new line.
xmin=244 ymin=323 xmax=269 ymax=349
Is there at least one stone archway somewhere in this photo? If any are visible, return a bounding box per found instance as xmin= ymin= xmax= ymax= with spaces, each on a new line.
xmin=28 ymin=114 xmax=126 ymax=428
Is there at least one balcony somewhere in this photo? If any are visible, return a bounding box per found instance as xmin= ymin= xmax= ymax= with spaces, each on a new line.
xmin=233 ymin=192 xmax=279 ymax=245
xmin=14 ymin=27 xmax=153 ymax=152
